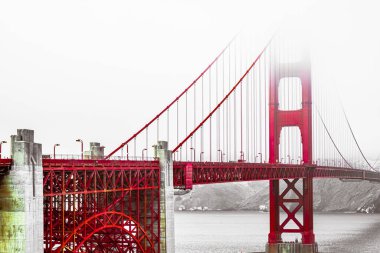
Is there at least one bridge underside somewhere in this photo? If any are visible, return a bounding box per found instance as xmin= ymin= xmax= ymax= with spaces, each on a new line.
xmin=43 ymin=159 xmax=161 ymax=253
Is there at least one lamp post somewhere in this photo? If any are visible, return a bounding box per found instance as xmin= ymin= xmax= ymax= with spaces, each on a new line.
xmin=53 ymin=144 xmax=60 ymax=159
xmin=199 ymin=151 xmax=204 ymax=162
xmin=217 ymin=149 xmax=222 ymax=162
xmin=76 ymin=139 xmax=83 ymax=159
xmin=142 ymin=148 xmax=147 ymax=160
xmin=0 ymin=141 xmax=7 ymax=159
xmin=190 ymin=147 xmax=196 ymax=161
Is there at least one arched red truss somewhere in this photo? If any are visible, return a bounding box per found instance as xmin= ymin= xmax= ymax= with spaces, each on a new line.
xmin=59 ymin=211 xmax=156 ymax=253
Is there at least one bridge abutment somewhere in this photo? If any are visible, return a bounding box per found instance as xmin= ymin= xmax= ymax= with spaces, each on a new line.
xmin=0 ymin=129 xmax=43 ymax=253
xmin=157 ymin=141 xmax=175 ymax=253
xmin=266 ymin=242 xmax=318 ymax=253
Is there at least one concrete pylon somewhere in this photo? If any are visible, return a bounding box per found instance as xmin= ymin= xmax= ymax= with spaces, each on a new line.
xmin=0 ymin=129 xmax=43 ymax=253
xmin=156 ymin=141 xmax=175 ymax=253
xmin=84 ymin=142 xmax=105 ymax=159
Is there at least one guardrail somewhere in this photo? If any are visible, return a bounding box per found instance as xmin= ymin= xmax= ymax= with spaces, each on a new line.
xmin=42 ymin=154 xmax=157 ymax=161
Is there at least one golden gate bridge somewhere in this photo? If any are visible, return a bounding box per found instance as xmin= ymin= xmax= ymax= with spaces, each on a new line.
xmin=0 ymin=31 xmax=378 ymax=253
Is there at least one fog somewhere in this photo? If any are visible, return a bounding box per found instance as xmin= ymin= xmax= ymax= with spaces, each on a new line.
xmin=1 ymin=0 xmax=379 ymax=159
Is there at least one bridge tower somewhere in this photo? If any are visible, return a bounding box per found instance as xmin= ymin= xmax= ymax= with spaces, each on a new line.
xmin=156 ymin=141 xmax=175 ymax=253
xmin=267 ymin=48 xmax=317 ymax=253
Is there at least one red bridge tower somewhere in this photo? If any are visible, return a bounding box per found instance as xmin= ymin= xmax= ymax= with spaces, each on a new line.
xmin=267 ymin=46 xmax=317 ymax=253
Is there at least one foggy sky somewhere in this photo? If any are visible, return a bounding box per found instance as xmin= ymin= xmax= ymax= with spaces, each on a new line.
xmin=1 ymin=0 xmax=380 ymax=160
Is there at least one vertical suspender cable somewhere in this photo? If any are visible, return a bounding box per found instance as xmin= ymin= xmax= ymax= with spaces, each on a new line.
xmin=186 ymin=92 xmax=188 ymax=161
xmin=201 ymin=75 xmax=204 ymax=160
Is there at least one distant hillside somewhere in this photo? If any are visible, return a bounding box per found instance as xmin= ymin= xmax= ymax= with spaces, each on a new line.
xmin=174 ymin=179 xmax=380 ymax=213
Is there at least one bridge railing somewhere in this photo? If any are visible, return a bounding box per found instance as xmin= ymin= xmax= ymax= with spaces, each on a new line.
xmin=42 ymin=154 xmax=157 ymax=161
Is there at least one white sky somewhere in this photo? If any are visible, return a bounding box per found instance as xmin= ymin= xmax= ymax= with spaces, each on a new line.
xmin=1 ymin=0 xmax=380 ymax=159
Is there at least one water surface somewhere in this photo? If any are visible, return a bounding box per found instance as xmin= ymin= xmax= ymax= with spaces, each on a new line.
xmin=175 ymin=211 xmax=380 ymax=253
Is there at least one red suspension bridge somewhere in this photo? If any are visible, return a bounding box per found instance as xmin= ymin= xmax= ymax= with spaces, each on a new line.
xmin=0 ymin=31 xmax=379 ymax=253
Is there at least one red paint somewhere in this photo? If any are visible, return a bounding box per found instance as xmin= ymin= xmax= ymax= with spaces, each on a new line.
xmin=268 ymin=48 xmax=315 ymax=244
xmin=43 ymin=159 xmax=160 ymax=252
xmin=184 ymin=163 xmax=193 ymax=190
xmin=0 ymin=158 xmax=12 ymax=176
xmin=172 ymin=162 xmax=379 ymax=187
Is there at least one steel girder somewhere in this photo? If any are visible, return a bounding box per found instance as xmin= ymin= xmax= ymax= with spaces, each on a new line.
xmin=173 ymin=161 xmax=380 ymax=188
xmin=43 ymin=159 xmax=160 ymax=253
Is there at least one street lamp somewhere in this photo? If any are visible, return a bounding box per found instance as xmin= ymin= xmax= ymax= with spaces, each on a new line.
xmin=199 ymin=151 xmax=204 ymax=162
xmin=53 ymin=144 xmax=60 ymax=159
xmin=239 ymin=151 xmax=245 ymax=162
xmin=142 ymin=148 xmax=147 ymax=160
xmin=217 ymin=149 xmax=222 ymax=162
xmin=190 ymin=147 xmax=196 ymax=161
xmin=76 ymin=139 xmax=83 ymax=159
xmin=0 ymin=141 xmax=7 ymax=159
xmin=258 ymin=153 xmax=262 ymax=163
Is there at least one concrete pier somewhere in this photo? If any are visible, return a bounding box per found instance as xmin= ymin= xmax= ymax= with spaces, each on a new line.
xmin=156 ymin=141 xmax=175 ymax=253
xmin=84 ymin=142 xmax=105 ymax=159
xmin=0 ymin=129 xmax=43 ymax=253
xmin=266 ymin=242 xmax=318 ymax=253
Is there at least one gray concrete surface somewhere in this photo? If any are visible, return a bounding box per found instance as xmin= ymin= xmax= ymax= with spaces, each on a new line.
xmin=0 ymin=129 xmax=43 ymax=253
xmin=157 ymin=141 xmax=175 ymax=253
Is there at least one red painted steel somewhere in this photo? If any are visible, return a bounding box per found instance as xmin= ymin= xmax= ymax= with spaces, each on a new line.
xmin=184 ymin=163 xmax=193 ymax=190
xmin=173 ymin=162 xmax=380 ymax=188
xmin=0 ymin=158 xmax=12 ymax=176
xmin=43 ymin=159 xmax=160 ymax=253
xmin=268 ymin=49 xmax=314 ymax=244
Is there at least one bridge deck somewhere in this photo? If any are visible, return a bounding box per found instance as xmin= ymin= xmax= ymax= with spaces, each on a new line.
xmin=173 ymin=161 xmax=380 ymax=188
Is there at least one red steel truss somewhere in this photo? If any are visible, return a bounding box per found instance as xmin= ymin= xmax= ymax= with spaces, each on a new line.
xmin=173 ymin=161 xmax=380 ymax=189
xmin=43 ymin=159 xmax=160 ymax=253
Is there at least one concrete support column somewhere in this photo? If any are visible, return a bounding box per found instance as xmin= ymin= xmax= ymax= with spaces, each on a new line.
xmin=156 ymin=141 xmax=175 ymax=253
xmin=0 ymin=129 xmax=43 ymax=253
xmin=84 ymin=142 xmax=105 ymax=159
